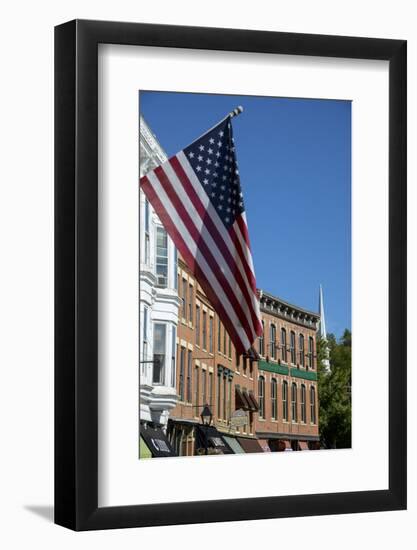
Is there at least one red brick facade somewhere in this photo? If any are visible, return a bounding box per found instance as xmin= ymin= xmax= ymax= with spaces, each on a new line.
xmin=168 ymin=258 xmax=320 ymax=455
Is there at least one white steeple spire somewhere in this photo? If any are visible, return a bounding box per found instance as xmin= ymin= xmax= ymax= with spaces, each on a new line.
xmin=318 ymin=284 xmax=330 ymax=372
xmin=319 ymin=284 xmax=327 ymax=340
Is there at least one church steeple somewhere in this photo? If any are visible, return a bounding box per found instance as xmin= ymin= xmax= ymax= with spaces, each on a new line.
xmin=318 ymin=284 xmax=330 ymax=372
xmin=318 ymin=284 xmax=327 ymax=340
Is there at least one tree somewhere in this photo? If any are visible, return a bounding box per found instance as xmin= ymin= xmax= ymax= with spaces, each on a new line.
xmin=317 ymin=329 xmax=351 ymax=449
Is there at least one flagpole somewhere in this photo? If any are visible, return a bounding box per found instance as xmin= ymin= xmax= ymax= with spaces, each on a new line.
xmin=192 ymin=106 xmax=244 ymax=143
xmin=219 ymin=105 xmax=244 ymax=126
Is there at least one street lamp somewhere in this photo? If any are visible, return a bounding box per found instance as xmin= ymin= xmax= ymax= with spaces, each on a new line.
xmin=200 ymin=404 xmax=213 ymax=426
xmin=200 ymin=404 xmax=213 ymax=456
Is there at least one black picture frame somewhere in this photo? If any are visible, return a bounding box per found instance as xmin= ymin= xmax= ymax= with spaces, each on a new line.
xmin=55 ymin=19 xmax=407 ymax=531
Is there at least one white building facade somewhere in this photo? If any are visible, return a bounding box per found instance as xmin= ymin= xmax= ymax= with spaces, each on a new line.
xmin=139 ymin=116 xmax=181 ymax=429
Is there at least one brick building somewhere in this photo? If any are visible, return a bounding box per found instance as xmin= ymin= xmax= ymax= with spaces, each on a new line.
xmin=256 ymin=290 xmax=320 ymax=451
xmin=167 ymin=257 xmax=320 ymax=455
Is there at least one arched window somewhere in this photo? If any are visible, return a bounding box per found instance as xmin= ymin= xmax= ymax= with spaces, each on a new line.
xmin=281 ymin=328 xmax=287 ymax=362
xmin=301 ymin=384 xmax=306 ymax=423
xmin=259 ymin=320 xmax=265 ymax=356
xmin=308 ymin=336 xmax=314 ymax=369
xmin=291 ymin=382 xmax=298 ymax=422
xmin=310 ymin=385 xmax=316 ymax=424
xmin=258 ymin=376 xmax=265 ymax=418
xmin=299 ymin=334 xmax=305 ymax=367
xmin=270 ymin=324 xmax=276 ymax=359
xmin=290 ymin=331 xmax=296 ymax=364
xmin=282 ymin=381 xmax=288 ymax=421
xmin=271 ymin=379 xmax=278 ymax=420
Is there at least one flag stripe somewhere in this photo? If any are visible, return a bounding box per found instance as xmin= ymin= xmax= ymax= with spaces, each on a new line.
xmin=141 ymin=176 xmax=250 ymax=354
xmin=230 ymin=219 xmax=256 ymax=287
xmin=143 ymin=173 xmax=252 ymax=353
xmin=178 ymin=152 xmax=256 ymax=289
xmin=236 ymin=213 xmax=255 ymax=271
xmin=177 ymin=153 xmax=260 ymax=321
xmin=153 ymin=165 xmax=256 ymax=344
xmin=166 ymin=158 xmax=261 ymax=334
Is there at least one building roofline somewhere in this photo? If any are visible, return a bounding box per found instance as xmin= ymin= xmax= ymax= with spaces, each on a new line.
xmin=140 ymin=114 xmax=168 ymax=163
xmin=258 ymin=289 xmax=320 ymax=321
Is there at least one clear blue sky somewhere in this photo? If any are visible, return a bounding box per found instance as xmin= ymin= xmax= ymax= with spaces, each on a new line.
xmin=140 ymin=91 xmax=351 ymax=336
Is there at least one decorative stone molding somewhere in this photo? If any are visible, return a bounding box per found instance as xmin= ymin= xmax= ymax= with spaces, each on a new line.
xmin=259 ymin=289 xmax=320 ymax=330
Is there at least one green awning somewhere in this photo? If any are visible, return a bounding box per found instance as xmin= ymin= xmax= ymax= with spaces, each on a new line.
xmin=223 ymin=436 xmax=245 ymax=454
xmin=139 ymin=436 xmax=153 ymax=459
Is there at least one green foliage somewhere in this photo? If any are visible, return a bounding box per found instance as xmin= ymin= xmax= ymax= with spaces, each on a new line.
xmin=317 ymin=329 xmax=352 ymax=449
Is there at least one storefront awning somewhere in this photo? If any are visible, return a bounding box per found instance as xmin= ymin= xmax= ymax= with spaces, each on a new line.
xmin=257 ymin=439 xmax=272 ymax=452
xmin=237 ymin=437 xmax=264 ymax=454
xmin=235 ymin=386 xmax=251 ymax=411
xmin=223 ymin=436 xmax=245 ymax=454
xmin=299 ymin=441 xmax=309 ymax=450
xmin=242 ymin=389 xmax=257 ymax=412
xmin=139 ymin=436 xmax=153 ymax=459
xmin=140 ymin=426 xmax=177 ymax=458
xmin=195 ymin=425 xmax=234 ymax=454
xmin=247 ymin=391 xmax=259 ymax=411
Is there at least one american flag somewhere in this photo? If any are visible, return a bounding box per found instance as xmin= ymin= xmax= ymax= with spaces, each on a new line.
xmin=140 ymin=112 xmax=262 ymax=355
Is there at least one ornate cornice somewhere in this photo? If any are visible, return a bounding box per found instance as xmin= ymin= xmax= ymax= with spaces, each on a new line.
xmin=140 ymin=115 xmax=168 ymax=175
xmin=259 ymin=289 xmax=320 ymax=329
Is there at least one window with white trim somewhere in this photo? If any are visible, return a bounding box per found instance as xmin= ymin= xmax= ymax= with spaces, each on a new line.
xmin=271 ymin=378 xmax=277 ymax=420
xmin=282 ymin=381 xmax=288 ymax=421
xmin=188 ymin=284 xmax=193 ymax=323
xmin=281 ymin=328 xmax=287 ymax=362
xmin=299 ymin=334 xmax=305 ymax=367
xmin=308 ymin=336 xmax=314 ymax=369
xmin=155 ymin=227 xmax=168 ymax=287
xmin=270 ymin=324 xmax=276 ymax=359
xmin=258 ymin=376 xmax=265 ymax=419
xmin=310 ymin=385 xmax=317 ymax=424
xmin=301 ymin=384 xmax=306 ymax=423
xmin=291 ymin=382 xmax=298 ymax=422
xmin=202 ymin=310 xmax=207 ymax=350
xmin=171 ymin=327 xmax=176 ymax=387
xmin=259 ymin=320 xmax=265 ymax=355
xmin=195 ymin=305 xmax=200 ymax=346
xmin=186 ymin=350 xmax=192 ymax=402
xmin=290 ymin=330 xmax=296 ymax=364
xmin=153 ymin=323 xmax=166 ymax=384
xmin=209 ymin=316 xmax=213 ymax=353
xmin=182 ymin=278 xmax=187 ymax=321
xmin=179 ymin=347 xmax=185 ymax=400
